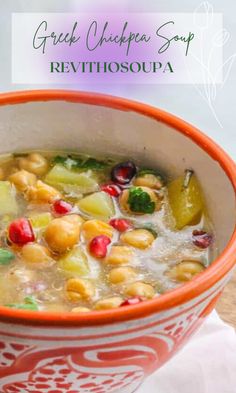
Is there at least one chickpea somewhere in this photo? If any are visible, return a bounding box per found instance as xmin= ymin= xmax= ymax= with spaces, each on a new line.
xmin=133 ymin=173 xmax=163 ymax=190
xmin=105 ymin=246 xmax=134 ymax=265
xmin=167 ymin=261 xmax=205 ymax=282
xmin=94 ymin=296 xmax=123 ymax=310
xmin=44 ymin=214 xmax=83 ymax=253
xmin=119 ymin=186 xmax=161 ymax=214
xmin=108 ymin=267 xmax=137 ymax=284
xmin=82 ymin=219 xmax=114 ymax=242
xmin=120 ymin=229 xmax=155 ymax=249
xmin=125 ymin=282 xmax=155 ymax=299
xmin=71 ymin=306 xmax=91 ymax=313
xmin=66 ymin=278 xmax=95 ymax=302
xmin=9 ymin=170 xmax=37 ymax=192
xmin=18 ymin=153 xmax=49 ymax=176
xmin=9 ymin=167 xmax=19 ymax=176
xmin=27 ymin=180 xmax=62 ymax=203
xmin=21 ymin=243 xmax=52 ymax=265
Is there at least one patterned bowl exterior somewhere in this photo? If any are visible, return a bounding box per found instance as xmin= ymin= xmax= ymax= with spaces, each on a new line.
xmin=0 ymin=272 xmax=231 ymax=393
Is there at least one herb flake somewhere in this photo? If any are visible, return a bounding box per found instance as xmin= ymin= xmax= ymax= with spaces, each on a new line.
xmin=53 ymin=155 xmax=108 ymax=171
xmin=6 ymin=296 xmax=38 ymax=311
xmin=0 ymin=248 xmax=15 ymax=265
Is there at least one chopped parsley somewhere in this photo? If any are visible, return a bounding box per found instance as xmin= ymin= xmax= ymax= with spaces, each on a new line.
xmin=0 ymin=248 xmax=15 ymax=265
xmin=53 ymin=155 xmax=108 ymax=170
xmin=128 ymin=187 xmax=156 ymax=214
xmin=6 ymin=296 xmax=38 ymax=311
xmin=82 ymin=157 xmax=108 ymax=170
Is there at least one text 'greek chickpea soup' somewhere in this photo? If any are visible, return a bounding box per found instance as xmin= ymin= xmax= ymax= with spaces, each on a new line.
xmin=0 ymin=152 xmax=214 ymax=312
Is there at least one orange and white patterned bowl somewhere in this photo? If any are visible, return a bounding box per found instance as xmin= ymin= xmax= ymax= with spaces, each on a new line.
xmin=0 ymin=90 xmax=235 ymax=393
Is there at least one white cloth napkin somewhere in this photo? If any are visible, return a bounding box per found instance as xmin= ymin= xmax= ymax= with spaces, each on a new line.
xmin=139 ymin=311 xmax=236 ymax=393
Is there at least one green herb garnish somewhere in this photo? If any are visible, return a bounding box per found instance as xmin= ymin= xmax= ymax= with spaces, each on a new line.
xmin=6 ymin=296 xmax=38 ymax=311
xmin=53 ymin=156 xmax=79 ymax=169
xmin=53 ymin=156 xmax=108 ymax=170
xmin=0 ymin=248 xmax=15 ymax=265
xmin=128 ymin=187 xmax=156 ymax=214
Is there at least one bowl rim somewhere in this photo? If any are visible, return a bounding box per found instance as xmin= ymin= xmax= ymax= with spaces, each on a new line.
xmin=0 ymin=89 xmax=235 ymax=327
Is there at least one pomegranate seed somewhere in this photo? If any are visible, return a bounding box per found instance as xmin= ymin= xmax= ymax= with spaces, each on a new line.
xmin=192 ymin=230 xmax=213 ymax=249
xmin=120 ymin=297 xmax=143 ymax=307
xmin=109 ymin=218 xmax=133 ymax=232
xmin=8 ymin=218 xmax=35 ymax=246
xmin=89 ymin=235 xmax=111 ymax=258
xmin=101 ymin=183 xmax=121 ymax=197
xmin=52 ymin=199 xmax=73 ymax=215
xmin=111 ymin=161 xmax=137 ymax=185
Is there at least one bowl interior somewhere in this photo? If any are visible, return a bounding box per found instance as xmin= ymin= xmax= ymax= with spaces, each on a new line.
xmin=0 ymin=96 xmax=235 ymax=254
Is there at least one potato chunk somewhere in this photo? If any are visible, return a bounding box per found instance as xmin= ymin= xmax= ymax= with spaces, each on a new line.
xmin=59 ymin=246 xmax=90 ymax=276
xmin=45 ymin=164 xmax=99 ymax=194
xmin=29 ymin=212 xmax=52 ymax=231
xmin=168 ymin=173 xmax=204 ymax=229
xmin=0 ymin=181 xmax=18 ymax=216
xmin=78 ymin=191 xmax=115 ymax=219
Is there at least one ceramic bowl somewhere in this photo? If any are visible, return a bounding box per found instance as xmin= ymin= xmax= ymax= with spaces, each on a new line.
xmin=0 ymin=90 xmax=235 ymax=393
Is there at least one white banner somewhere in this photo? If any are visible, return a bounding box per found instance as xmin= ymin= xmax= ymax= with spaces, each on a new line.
xmin=12 ymin=12 xmax=223 ymax=84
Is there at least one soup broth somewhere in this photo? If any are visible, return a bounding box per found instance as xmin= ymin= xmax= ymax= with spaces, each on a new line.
xmin=0 ymin=152 xmax=214 ymax=312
